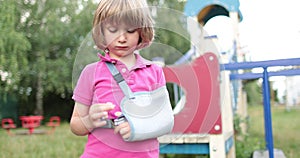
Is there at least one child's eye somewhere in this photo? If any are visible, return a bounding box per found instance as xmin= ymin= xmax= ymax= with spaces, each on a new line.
xmin=107 ymin=27 xmax=117 ymax=33
xmin=127 ymin=29 xmax=137 ymax=33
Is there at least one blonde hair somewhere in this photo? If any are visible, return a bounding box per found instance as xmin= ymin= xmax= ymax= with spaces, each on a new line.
xmin=92 ymin=0 xmax=154 ymax=51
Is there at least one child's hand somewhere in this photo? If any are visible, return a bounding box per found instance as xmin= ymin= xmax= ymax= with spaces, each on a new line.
xmin=88 ymin=102 xmax=115 ymax=128
xmin=114 ymin=121 xmax=131 ymax=140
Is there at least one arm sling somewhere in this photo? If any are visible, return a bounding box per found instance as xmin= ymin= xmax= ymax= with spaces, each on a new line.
xmin=105 ymin=62 xmax=174 ymax=141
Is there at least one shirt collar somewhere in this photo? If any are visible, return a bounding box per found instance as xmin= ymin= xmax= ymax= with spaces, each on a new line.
xmin=98 ymin=52 xmax=152 ymax=70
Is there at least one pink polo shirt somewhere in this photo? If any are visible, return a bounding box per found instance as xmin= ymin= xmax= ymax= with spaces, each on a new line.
xmin=72 ymin=53 xmax=166 ymax=158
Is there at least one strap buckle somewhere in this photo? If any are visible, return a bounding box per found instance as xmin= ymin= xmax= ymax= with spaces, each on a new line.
xmin=113 ymin=73 xmax=124 ymax=83
xmin=113 ymin=115 xmax=126 ymax=126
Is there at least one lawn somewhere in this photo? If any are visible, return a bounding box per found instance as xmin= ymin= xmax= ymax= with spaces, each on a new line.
xmin=245 ymin=105 xmax=300 ymax=158
xmin=0 ymin=123 xmax=87 ymax=158
xmin=0 ymin=105 xmax=299 ymax=158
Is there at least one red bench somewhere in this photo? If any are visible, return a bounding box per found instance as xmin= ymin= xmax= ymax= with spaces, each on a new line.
xmin=19 ymin=116 xmax=44 ymax=134
xmin=1 ymin=118 xmax=16 ymax=135
xmin=46 ymin=116 xmax=60 ymax=134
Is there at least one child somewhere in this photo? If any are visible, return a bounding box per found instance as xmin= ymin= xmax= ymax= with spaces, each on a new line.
xmin=70 ymin=0 xmax=173 ymax=157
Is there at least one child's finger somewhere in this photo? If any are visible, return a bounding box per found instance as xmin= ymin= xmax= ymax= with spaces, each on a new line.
xmin=122 ymin=132 xmax=131 ymax=140
xmin=90 ymin=103 xmax=115 ymax=115
xmin=120 ymin=126 xmax=131 ymax=139
xmin=94 ymin=111 xmax=109 ymax=120
xmin=97 ymin=102 xmax=115 ymax=112
xmin=114 ymin=122 xmax=130 ymax=136
xmin=93 ymin=119 xmax=108 ymax=128
xmin=114 ymin=124 xmax=121 ymax=134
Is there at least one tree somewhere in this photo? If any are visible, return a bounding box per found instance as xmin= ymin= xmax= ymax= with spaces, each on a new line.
xmin=1 ymin=0 xmax=189 ymax=116
xmin=0 ymin=1 xmax=31 ymax=98
xmin=141 ymin=0 xmax=190 ymax=64
xmin=14 ymin=0 xmax=96 ymax=115
xmin=243 ymin=79 xmax=262 ymax=106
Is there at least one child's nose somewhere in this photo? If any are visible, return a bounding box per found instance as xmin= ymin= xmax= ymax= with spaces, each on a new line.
xmin=118 ymin=33 xmax=127 ymax=42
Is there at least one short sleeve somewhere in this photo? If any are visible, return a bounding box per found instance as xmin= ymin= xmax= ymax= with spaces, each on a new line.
xmin=72 ymin=63 xmax=97 ymax=106
xmin=152 ymin=64 xmax=167 ymax=89
xmin=158 ymin=66 xmax=166 ymax=85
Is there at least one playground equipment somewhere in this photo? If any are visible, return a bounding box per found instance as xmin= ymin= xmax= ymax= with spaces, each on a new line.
xmin=19 ymin=115 xmax=44 ymax=134
xmin=1 ymin=118 xmax=16 ymax=135
xmin=159 ymin=52 xmax=235 ymax=157
xmin=1 ymin=116 xmax=61 ymax=135
xmin=158 ymin=0 xmax=242 ymax=157
xmin=46 ymin=116 xmax=61 ymax=134
xmin=158 ymin=0 xmax=300 ymax=158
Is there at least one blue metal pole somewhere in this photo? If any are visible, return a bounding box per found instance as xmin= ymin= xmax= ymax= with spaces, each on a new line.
xmin=262 ymin=67 xmax=274 ymax=158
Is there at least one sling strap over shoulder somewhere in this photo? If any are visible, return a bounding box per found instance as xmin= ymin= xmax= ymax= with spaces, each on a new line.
xmin=105 ymin=62 xmax=135 ymax=99
xmin=105 ymin=61 xmax=174 ymax=141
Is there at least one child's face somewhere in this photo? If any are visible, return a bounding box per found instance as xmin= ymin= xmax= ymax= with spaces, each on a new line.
xmin=103 ymin=22 xmax=140 ymax=59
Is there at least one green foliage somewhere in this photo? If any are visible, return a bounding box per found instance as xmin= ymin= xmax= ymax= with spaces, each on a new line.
xmin=18 ymin=0 xmax=95 ymax=97
xmin=0 ymin=0 xmax=97 ymax=115
xmin=234 ymin=115 xmax=264 ymax=158
xmin=235 ymin=135 xmax=264 ymax=158
xmin=243 ymin=79 xmax=262 ymax=106
xmin=148 ymin=0 xmax=186 ymax=11
xmin=1 ymin=0 xmax=190 ymax=115
xmin=140 ymin=5 xmax=190 ymax=64
xmin=0 ymin=1 xmax=31 ymax=95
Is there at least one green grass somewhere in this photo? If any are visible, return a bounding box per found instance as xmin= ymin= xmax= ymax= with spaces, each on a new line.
xmin=1 ymin=106 xmax=299 ymax=158
xmin=246 ymin=105 xmax=300 ymax=158
xmin=0 ymin=123 xmax=87 ymax=158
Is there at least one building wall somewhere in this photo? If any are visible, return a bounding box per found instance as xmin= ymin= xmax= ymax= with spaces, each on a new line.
xmin=286 ymin=76 xmax=300 ymax=106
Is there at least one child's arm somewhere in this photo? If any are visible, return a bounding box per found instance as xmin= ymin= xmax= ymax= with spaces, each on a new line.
xmin=70 ymin=102 xmax=115 ymax=136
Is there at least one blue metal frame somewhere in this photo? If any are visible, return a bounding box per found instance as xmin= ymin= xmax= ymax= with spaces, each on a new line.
xmin=221 ymin=58 xmax=300 ymax=71
xmin=222 ymin=57 xmax=300 ymax=158
xmin=262 ymin=68 xmax=274 ymax=158
xmin=229 ymin=69 xmax=300 ymax=80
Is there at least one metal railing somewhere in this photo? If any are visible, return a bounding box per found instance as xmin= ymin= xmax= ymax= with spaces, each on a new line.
xmin=222 ymin=57 xmax=300 ymax=158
